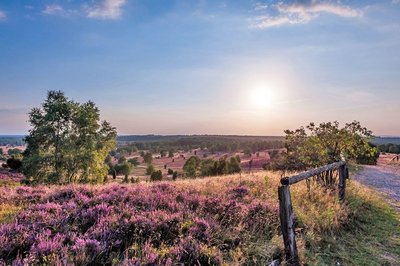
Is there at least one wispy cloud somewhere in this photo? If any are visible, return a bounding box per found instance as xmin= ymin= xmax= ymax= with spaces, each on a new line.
xmin=86 ymin=0 xmax=127 ymax=20
xmin=0 ymin=9 xmax=7 ymax=21
xmin=42 ymin=4 xmax=69 ymax=17
xmin=251 ymin=0 xmax=362 ymax=29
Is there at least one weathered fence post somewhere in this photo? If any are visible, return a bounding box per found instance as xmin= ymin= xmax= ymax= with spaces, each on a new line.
xmin=338 ymin=163 xmax=347 ymax=202
xmin=278 ymin=184 xmax=299 ymax=265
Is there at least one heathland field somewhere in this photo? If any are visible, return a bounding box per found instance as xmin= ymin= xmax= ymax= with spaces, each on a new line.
xmin=1 ymin=170 xmax=399 ymax=265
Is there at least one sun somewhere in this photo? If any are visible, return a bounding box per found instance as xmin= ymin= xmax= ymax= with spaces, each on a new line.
xmin=250 ymin=87 xmax=273 ymax=109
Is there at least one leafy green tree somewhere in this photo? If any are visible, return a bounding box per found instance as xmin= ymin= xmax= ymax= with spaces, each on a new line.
xmin=22 ymin=91 xmax=116 ymax=184
xmin=6 ymin=156 xmax=23 ymax=170
xmin=200 ymin=159 xmax=215 ymax=176
xmin=142 ymin=152 xmax=153 ymax=164
xmin=280 ymin=121 xmax=379 ymax=172
xmin=118 ymin=156 xmax=127 ymax=164
xmin=172 ymin=171 xmax=178 ymax=180
xmin=8 ymin=148 xmax=22 ymax=156
xmin=146 ymin=164 xmax=155 ymax=175
xmin=183 ymin=156 xmax=201 ymax=177
xmin=128 ymin=157 xmax=140 ymax=166
xmin=228 ymin=156 xmax=241 ymax=174
xmin=0 ymin=148 xmax=3 ymax=155
xmin=150 ymin=170 xmax=163 ymax=181
xmin=168 ymin=150 xmax=174 ymax=158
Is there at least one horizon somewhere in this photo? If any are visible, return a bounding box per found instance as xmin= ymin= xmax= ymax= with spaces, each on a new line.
xmin=1 ymin=1 xmax=400 ymax=136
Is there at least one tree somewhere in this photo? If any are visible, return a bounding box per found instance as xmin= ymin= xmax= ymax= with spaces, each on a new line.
xmin=8 ymin=148 xmax=22 ymax=156
xmin=0 ymin=148 xmax=3 ymax=155
xmin=22 ymin=91 xmax=117 ymax=184
xmin=279 ymin=121 xmax=379 ymax=172
xmin=228 ymin=156 xmax=241 ymax=174
xmin=146 ymin=164 xmax=155 ymax=175
xmin=128 ymin=158 xmax=140 ymax=166
xmin=168 ymin=150 xmax=174 ymax=158
xmin=142 ymin=152 xmax=153 ymax=164
xmin=118 ymin=156 xmax=127 ymax=164
xmin=160 ymin=150 xmax=167 ymax=157
xmin=150 ymin=170 xmax=163 ymax=181
xmin=6 ymin=156 xmax=23 ymax=170
xmin=183 ymin=156 xmax=201 ymax=177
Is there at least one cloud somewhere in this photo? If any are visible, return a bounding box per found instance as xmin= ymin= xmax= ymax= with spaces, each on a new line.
xmin=251 ymin=0 xmax=362 ymax=29
xmin=86 ymin=0 xmax=127 ymax=19
xmin=0 ymin=9 xmax=6 ymax=21
xmin=42 ymin=4 xmax=68 ymax=16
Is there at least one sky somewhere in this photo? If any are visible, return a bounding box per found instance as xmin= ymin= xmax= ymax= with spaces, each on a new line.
xmin=0 ymin=0 xmax=399 ymax=136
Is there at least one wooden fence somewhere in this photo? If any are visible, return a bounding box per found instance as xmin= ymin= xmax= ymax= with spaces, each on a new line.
xmin=278 ymin=161 xmax=349 ymax=265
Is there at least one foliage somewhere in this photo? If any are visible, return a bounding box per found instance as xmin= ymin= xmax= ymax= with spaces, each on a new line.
xmin=184 ymin=156 xmax=241 ymax=177
xmin=0 ymin=175 xmax=279 ymax=265
xmin=278 ymin=121 xmax=379 ymax=172
xmin=6 ymin=156 xmax=23 ymax=170
xmin=7 ymin=148 xmax=22 ymax=156
xmin=22 ymin=91 xmax=117 ymax=184
xmin=183 ymin=156 xmax=201 ymax=177
xmin=128 ymin=157 xmax=140 ymax=166
xmin=146 ymin=164 xmax=155 ymax=175
xmin=167 ymin=168 xmax=174 ymax=175
xmin=379 ymin=143 xmax=400 ymax=154
xmin=114 ymin=162 xmax=132 ymax=176
xmin=150 ymin=170 xmax=163 ymax=181
xmin=142 ymin=152 xmax=153 ymax=164
xmin=117 ymin=135 xmax=284 ymax=155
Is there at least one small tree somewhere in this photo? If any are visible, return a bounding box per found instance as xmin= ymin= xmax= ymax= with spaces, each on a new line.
xmin=282 ymin=121 xmax=379 ymax=172
xmin=142 ymin=152 xmax=153 ymax=164
xmin=150 ymin=170 xmax=163 ymax=181
xmin=183 ymin=156 xmax=200 ymax=177
xmin=146 ymin=164 xmax=155 ymax=175
xmin=168 ymin=150 xmax=174 ymax=158
xmin=172 ymin=171 xmax=178 ymax=180
xmin=128 ymin=158 xmax=140 ymax=166
xmin=228 ymin=156 xmax=241 ymax=174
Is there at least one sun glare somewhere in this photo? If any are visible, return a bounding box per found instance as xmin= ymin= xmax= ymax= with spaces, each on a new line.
xmin=250 ymin=87 xmax=273 ymax=109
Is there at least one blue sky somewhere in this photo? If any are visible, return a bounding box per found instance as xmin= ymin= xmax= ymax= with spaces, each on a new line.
xmin=0 ymin=0 xmax=399 ymax=135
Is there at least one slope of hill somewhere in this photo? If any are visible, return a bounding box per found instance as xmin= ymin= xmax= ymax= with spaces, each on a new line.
xmin=1 ymin=171 xmax=399 ymax=265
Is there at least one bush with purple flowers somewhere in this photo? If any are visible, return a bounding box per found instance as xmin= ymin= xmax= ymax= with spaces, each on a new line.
xmin=0 ymin=174 xmax=280 ymax=265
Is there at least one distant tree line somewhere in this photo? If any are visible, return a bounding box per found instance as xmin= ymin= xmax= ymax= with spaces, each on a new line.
xmin=0 ymin=136 xmax=25 ymax=146
xmin=379 ymin=143 xmax=400 ymax=154
xmin=116 ymin=138 xmax=284 ymax=156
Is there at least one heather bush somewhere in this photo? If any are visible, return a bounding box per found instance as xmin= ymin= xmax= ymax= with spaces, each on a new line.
xmin=0 ymin=175 xmax=280 ymax=265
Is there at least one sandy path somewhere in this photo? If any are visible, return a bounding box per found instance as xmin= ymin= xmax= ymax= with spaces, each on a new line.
xmin=353 ymin=165 xmax=400 ymax=209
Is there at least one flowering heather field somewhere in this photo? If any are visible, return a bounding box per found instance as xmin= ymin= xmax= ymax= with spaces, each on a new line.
xmin=0 ymin=174 xmax=281 ymax=265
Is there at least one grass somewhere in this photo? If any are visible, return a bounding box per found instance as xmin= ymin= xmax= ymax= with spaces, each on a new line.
xmin=0 ymin=171 xmax=399 ymax=265
xmin=0 ymin=203 xmax=22 ymax=224
xmin=292 ymin=179 xmax=400 ymax=265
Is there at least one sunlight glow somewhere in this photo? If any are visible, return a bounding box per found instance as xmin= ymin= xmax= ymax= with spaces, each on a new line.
xmin=250 ymin=87 xmax=273 ymax=109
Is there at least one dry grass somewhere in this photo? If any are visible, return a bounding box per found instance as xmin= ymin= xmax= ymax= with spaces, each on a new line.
xmin=1 ymin=170 xmax=399 ymax=264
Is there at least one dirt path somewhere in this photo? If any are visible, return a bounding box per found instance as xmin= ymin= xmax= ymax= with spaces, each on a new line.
xmin=353 ymin=165 xmax=400 ymax=209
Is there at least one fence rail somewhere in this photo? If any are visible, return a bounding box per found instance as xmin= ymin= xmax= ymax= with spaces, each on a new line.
xmin=278 ymin=161 xmax=349 ymax=265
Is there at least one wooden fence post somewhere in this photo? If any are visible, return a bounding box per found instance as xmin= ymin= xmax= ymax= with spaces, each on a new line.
xmin=278 ymin=185 xmax=299 ymax=265
xmin=338 ymin=163 xmax=347 ymax=202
